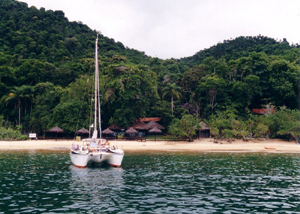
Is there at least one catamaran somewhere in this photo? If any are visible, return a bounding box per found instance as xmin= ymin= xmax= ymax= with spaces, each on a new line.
xmin=70 ymin=35 xmax=124 ymax=168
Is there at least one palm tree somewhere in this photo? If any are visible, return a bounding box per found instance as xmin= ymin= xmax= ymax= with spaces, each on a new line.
xmin=2 ymin=85 xmax=34 ymax=126
xmin=162 ymin=83 xmax=182 ymax=116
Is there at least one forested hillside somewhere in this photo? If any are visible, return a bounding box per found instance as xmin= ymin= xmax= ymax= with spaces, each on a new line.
xmin=0 ymin=0 xmax=299 ymax=140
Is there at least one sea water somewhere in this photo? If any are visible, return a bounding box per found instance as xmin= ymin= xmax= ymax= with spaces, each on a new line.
xmin=0 ymin=151 xmax=300 ymax=213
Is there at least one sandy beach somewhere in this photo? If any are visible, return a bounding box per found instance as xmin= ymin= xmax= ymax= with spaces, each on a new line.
xmin=0 ymin=138 xmax=299 ymax=153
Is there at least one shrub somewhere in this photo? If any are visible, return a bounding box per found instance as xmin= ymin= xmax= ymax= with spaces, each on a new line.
xmin=0 ymin=127 xmax=28 ymax=141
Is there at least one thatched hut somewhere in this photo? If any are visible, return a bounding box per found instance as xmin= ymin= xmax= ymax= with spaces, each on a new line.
xmin=108 ymin=124 xmax=123 ymax=131
xmin=194 ymin=122 xmax=210 ymax=138
xmin=102 ymin=128 xmax=116 ymax=139
xmin=47 ymin=126 xmax=64 ymax=139
xmin=125 ymin=127 xmax=138 ymax=137
xmin=130 ymin=121 xmax=148 ymax=130
xmin=102 ymin=128 xmax=114 ymax=135
xmin=129 ymin=121 xmax=149 ymax=137
xmin=145 ymin=121 xmax=165 ymax=130
xmin=148 ymin=127 xmax=162 ymax=141
xmin=76 ymin=127 xmax=89 ymax=139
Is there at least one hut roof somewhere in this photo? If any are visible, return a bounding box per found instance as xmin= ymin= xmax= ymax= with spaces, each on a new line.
xmin=194 ymin=121 xmax=210 ymax=130
xmin=102 ymin=128 xmax=114 ymax=135
xmin=130 ymin=121 xmax=148 ymax=130
xmin=125 ymin=127 xmax=138 ymax=134
xmin=148 ymin=127 xmax=162 ymax=134
xmin=145 ymin=121 xmax=165 ymax=130
xmin=76 ymin=127 xmax=89 ymax=134
xmin=108 ymin=124 xmax=123 ymax=130
xmin=48 ymin=126 xmax=64 ymax=133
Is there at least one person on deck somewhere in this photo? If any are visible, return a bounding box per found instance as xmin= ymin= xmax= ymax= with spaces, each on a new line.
xmin=88 ymin=141 xmax=98 ymax=152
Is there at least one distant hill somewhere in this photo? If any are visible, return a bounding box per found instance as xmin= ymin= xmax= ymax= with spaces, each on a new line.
xmin=0 ymin=0 xmax=150 ymax=64
xmin=1 ymin=0 xmax=298 ymax=69
xmin=179 ymin=36 xmax=299 ymax=67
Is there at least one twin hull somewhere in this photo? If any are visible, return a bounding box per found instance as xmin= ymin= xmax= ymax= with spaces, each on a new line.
xmin=70 ymin=151 xmax=124 ymax=168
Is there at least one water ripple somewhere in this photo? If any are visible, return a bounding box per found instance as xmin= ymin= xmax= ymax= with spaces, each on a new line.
xmin=0 ymin=151 xmax=300 ymax=213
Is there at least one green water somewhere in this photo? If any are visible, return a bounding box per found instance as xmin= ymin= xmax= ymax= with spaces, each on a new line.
xmin=0 ymin=151 xmax=300 ymax=213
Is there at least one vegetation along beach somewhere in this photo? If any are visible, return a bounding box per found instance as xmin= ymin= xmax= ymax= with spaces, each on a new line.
xmin=0 ymin=139 xmax=300 ymax=154
xmin=0 ymin=0 xmax=299 ymax=144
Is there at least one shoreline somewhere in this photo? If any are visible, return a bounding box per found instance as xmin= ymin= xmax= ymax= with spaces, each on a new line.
xmin=0 ymin=138 xmax=300 ymax=154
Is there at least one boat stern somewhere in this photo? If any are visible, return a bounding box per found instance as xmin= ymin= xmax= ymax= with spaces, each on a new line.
xmin=108 ymin=149 xmax=124 ymax=167
xmin=69 ymin=152 xmax=90 ymax=168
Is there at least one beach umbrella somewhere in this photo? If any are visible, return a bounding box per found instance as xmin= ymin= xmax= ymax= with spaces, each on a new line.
xmin=125 ymin=127 xmax=138 ymax=138
xmin=148 ymin=127 xmax=162 ymax=141
xmin=76 ymin=127 xmax=89 ymax=134
xmin=125 ymin=127 xmax=138 ymax=134
xmin=76 ymin=127 xmax=89 ymax=139
xmin=48 ymin=126 xmax=64 ymax=140
xmin=49 ymin=126 xmax=64 ymax=133
xmin=102 ymin=128 xmax=114 ymax=135
xmin=125 ymin=127 xmax=138 ymax=137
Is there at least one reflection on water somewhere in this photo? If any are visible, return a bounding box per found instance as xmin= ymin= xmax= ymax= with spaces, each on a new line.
xmin=0 ymin=151 xmax=300 ymax=213
xmin=69 ymin=166 xmax=124 ymax=211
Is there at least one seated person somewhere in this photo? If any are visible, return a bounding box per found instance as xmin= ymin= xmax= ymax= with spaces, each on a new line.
xmin=90 ymin=141 xmax=98 ymax=147
xmin=87 ymin=141 xmax=98 ymax=152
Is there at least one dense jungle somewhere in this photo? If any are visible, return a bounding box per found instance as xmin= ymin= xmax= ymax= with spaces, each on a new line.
xmin=0 ymin=0 xmax=299 ymax=140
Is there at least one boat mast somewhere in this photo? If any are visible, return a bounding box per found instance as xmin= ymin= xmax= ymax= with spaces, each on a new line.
xmin=93 ymin=35 xmax=98 ymax=139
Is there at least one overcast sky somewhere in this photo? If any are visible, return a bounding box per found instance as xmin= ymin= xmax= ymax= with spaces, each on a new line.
xmin=20 ymin=0 xmax=300 ymax=59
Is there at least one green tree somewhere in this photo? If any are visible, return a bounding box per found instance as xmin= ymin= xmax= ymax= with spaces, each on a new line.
xmin=2 ymin=85 xmax=34 ymax=126
xmin=208 ymin=110 xmax=249 ymax=140
xmin=268 ymin=59 xmax=300 ymax=108
xmin=149 ymin=100 xmax=173 ymax=128
xmin=103 ymin=64 xmax=159 ymax=127
xmin=29 ymin=82 xmax=63 ymax=134
xmin=162 ymin=83 xmax=182 ymax=116
xmin=181 ymin=64 xmax=208 ymax=96
xmin=268 ymin=108 xmax=300 ymax=140
xmin=168 ymin=114 xmax=198 ymax=142
xmin=196 ymin=75 xmax=227 ymax=115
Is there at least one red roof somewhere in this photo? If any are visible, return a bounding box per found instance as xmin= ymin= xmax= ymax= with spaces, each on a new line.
xmin=252 ymin=108 xmax=275 ymax=115
xmin=139 ymin=117 xmax=161 ymax=122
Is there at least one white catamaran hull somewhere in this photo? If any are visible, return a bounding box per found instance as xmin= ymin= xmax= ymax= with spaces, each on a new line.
xmin=89 ymin=152 xmax=111 ymax=163
xmin=70 ymin=151 xmax=112 ymax=168
xmin=108 ymin=149 xmax=124 ymax=167
xmin=69 ymin=153 xmax=90 ymax=168
xmin=70 ymin=148 xmax=124 ymax=168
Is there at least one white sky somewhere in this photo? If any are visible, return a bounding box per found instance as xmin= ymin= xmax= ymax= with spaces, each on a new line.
xmin=20 ymin=0 xmax=300 ymax=59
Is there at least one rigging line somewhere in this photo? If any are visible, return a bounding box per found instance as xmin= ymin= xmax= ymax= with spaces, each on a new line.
xmin=73 ymin=75 xmax=92 ymax=139
xmin=74 ymin=37 xmax=95 ymax=139
xmin=97 ymin=40 xmax=102 ymax=140
xmin=98 ymin=68 xmax=102 ymax=139
xmin=89 ymin=89 xmax=93 ymax=138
